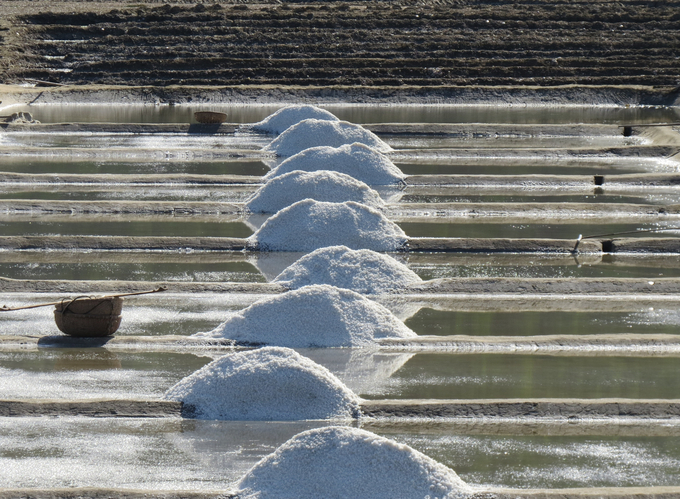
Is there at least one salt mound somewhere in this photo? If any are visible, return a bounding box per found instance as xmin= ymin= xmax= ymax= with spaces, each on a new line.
xmin=265 ymin=142 xmax=405 ymax=186
xmin=236 ymin=426 xmax=472 ymax=499
xmin=251 ymin=105 xmax=339 ymax=135
xmin=192 ymin=284 xmax=416 ymax=347
xmin=163 ymin=347 xmax=360 ymax=420
xmin=274 ymin=245 xmax=421 ymax=293
xmin=264 ymin=119 xmax=393 ymax=157
xmin=246 ymin=170 xmax=385 ymax=214
xmin=248 ymin=199 xmax=407 ymax=252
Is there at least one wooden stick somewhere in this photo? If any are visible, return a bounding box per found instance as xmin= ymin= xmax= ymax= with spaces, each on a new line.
xmin=0 ymin=286 xmax=167 ymax=312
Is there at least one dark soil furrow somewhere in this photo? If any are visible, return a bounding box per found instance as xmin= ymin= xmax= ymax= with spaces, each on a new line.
xmin=4 ymin=1 xmax=680 ymax=87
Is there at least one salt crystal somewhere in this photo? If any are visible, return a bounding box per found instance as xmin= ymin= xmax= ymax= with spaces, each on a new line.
xmin=163 ymin=347 xmax=361 ymax=421
xmin=265 ymin=142 xmax=405 ymax=186
xmin=192 ymin=284 xmax=416 ymax=347
xmin=236 ymin=426 xmax=472 ymax=499
xmin=274 ymin=245 xmax=421 ymax=293
xmin=248 ymin=199 xmax=408 ymax=252
xmin=250 ymin=105 xmax=339 ymax=135
xmin=246 ymin=170 xmax=385 ymax=214
xmin=264 ymin=119 xmax=393 ymax=156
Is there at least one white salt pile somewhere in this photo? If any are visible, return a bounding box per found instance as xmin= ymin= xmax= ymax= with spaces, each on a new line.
xmin=163 ymin=347 xmax=360 ymax=420
xmin=245 ymin=170 xmax=385 ymax=214
xmin=248 ymin=199 xmax=408 ymax=252
xmin=263 ymin=119 xmax=393 ymax=156
xmin=235 ymin=426 xmax=472 ymax=499
xmin=250 ymin=105 xmax=339 ymax=135
xmin=274 ymin=245 xmax=422 ymax=293
xmin=192 ymin=284 xmax=416 ymax=347
xmin=265 ymin=142 xmax=405 ymax=186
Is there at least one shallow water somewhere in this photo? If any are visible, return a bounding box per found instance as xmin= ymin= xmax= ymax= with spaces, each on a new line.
xmin=400 ymin=221 xmax=680 ymax=239
xmin=14 ymin=103 xmax=680 ymax=125
xmin=1 ymin=417 xmax=679 ymax=490
xmin=1 ymin=103 xmax=680 ymax=491
xmin=357 ymin=353 xmax=680 ymax=400
xmin=1 ymin=346 xmax=679 ymax=401
xmin=404 ymin=308 xmax=680 ymax=337
xmin=0 ymin=220 xmax=251 ymax=238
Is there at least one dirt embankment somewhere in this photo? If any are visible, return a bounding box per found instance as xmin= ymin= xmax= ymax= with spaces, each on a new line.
xmin=1 ymin=0 xmax=680 ymax=88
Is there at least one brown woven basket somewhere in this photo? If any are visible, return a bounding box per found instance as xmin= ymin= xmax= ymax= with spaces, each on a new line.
xmin=54 ymin=297 xmax=124 ymax=337
xmin=193 ymin=111 xmax=227 ymax=124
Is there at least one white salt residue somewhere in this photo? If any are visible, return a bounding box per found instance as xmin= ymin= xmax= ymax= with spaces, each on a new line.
xmin=248 ymin=199 xmax=408 ymax=252
xmin=265 ymin=142 xmax=405 ymax=186
xmin=274 ymin=245 xmax=421 ymax=293
xmin=250 ymin=105 xmax=339 ymax=135
xmin=246 ymin=170 xmax=385 ymax=214
xmin=192 ymin=284 xmax=416 ymax=347
xmin=236 ymin=426 xmax=472 ymax=499
xmin=263 ymin=119 xmax=393 ymax=157
xmin=163 ymin=347 xmax=360 ymax=421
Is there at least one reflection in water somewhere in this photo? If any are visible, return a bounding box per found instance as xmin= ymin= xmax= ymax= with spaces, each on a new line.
xmin=53 ymin=348 xmax=122 ymax=370
xmin=360 ymin=353 xmax=680 ymax=400
xmin=404 ymin=308 xmax=680 ymax=337
xmin=300 ymin=348 xmax=414 ymax=395
xmin=17 ymin=103 xmax=680 ymax=126
xmin=247 ymin=251 xmax=309 ymax=281
xmin=2 ymin=417 xmax=679 ymax=490
xmin=393 ymin=432 xmax=680 ymax=489
xmin=0 ymin=350 xmax=211 ymax=399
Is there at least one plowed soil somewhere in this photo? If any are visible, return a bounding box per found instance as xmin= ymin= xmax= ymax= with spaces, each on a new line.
xmin=1 ymin=0 xmax=680 ymax=88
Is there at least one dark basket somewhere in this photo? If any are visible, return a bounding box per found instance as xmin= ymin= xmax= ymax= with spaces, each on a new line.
xmin=194 ymin=111 xmax=227 ymax=124
xmin=54 ymin=297 xmax=124 ymax=337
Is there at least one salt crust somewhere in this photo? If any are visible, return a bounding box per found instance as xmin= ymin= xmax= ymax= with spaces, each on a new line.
xmin=246 ymin=170 xmax=385 ymax=214
xmin=265 ymin=142 xmax=405 ymax=186
xmin=263 ymin=119 xmax=393 ymax=156
xmin=248 ymin=199 xmax=408 ymax=252
xmin=163 ymin=347 xmax=360 ymax=421
xmin=236 ymin=426 xmax=472 ymax=499
xmin=192 ymin=284 xmax=416 ymax=347
xmin=274 ymin=245 xmax=422 ymax=294
xmin=250 ymin=105 xmax=339 ymax=135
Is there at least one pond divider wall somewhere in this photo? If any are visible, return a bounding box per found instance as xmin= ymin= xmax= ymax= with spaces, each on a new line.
xmin=3 ymin=398 xmax=680 ymax=420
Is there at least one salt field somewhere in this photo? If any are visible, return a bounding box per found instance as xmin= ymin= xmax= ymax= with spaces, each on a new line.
xmin=1 ymin=95 xmax=680 ymax=498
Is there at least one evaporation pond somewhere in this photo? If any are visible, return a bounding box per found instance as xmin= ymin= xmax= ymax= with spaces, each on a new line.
xmin=6 ymin=348 xmax=679 ymax=401
xmin=354 ymin=353 xmax=680 ymax=400
xmin=404 ymin=308 xmax=680 ymax=337
xmin=15 ymin=103 xmax=680 ymax=125
xmin=1 ymin=418 xmax=679 ymax=490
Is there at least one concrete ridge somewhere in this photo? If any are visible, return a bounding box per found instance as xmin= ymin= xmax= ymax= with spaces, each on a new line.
xmin=2 ymin=333 xmax=680 ymax=357
xmin=3 ymin=397 xmax=680 ymax=420
xmin=1 ymin=172 xmax=679 ymax=189
xmin=2 ymin=84 xmax=680 ymax=107
xmin=1 ymin=200 xmax=677 ymax=224
xmin=4 ymin=276 xmax=680 ymax=294
xmin=360 ymin=398 xmax=680 ymax=419
xmin=0 ymin=235 xmax=609 ymax=253
xmin=1 ymin=487 xmax=680 ymax=499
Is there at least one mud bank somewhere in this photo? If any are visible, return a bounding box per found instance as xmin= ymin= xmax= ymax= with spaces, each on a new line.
xmin=0 ymin=399 xmax=182 ymax=418
xmin=1 ymin=85 xmax=680 ymax=108
xmin=3 ymin=397 xmax=680 ymax=421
